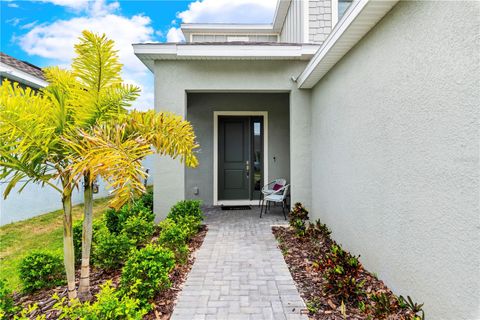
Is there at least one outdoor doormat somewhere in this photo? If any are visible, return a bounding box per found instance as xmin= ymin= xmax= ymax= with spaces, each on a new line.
xmin=221 ymin=205 xmax=252 ymax=210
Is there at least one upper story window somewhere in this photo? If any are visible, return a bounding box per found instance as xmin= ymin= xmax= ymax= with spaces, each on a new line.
xmin=338 ymin=0 xmax=353 ymax=20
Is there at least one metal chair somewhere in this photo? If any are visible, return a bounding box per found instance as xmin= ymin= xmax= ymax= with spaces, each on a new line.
xmin=259 ymin=178 xmax=287 ymax=206
xmin=260 ymin=184 xmax=290 ymax=220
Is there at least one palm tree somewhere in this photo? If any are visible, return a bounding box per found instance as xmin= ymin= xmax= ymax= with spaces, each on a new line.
xmin=66 ymin=31 xmax=198 ymax=299
xmin=0 ymin=31 xmax=199 ymax=300
xmin=0 ymin=72 xmax=79 ymax=299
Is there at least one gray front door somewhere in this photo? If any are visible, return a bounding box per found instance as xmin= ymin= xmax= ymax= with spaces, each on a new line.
xmin=218 ymin=116 xmax=250 ymax=200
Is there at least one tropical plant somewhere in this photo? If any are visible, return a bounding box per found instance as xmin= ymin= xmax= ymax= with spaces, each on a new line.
xmin=398 ymin=295 xmax=425 ymax=320
xmin=288 ymin=202 xmax=309 ymax=237
xmin=371 ymin=292 xmax=392 ymax=316
xmin=120 ymin=244 xmax=175 ymax=304
xmin=321 ymin=244 xmax=365 ymax=302
xmin=19 ymin=251 xmax=65 ymax=293
xmin=0 ymin=77 xmax=79 ymax=298
xmin=1 ymin=30 xmax=199 ymax=300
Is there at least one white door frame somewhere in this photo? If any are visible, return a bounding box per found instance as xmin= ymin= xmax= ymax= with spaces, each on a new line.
xmin=213 ymin=111 xmax=269 ymax=206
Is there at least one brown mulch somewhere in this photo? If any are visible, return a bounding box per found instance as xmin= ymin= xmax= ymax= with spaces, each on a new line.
xmin=272 ymin=226 xmax=416 ymax=320
xmin=13 ymin=225 xmax=208 ymax=320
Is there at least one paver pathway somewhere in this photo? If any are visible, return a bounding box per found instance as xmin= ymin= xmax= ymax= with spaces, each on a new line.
xmin=171 ymin=206 xmax=308 ymax=320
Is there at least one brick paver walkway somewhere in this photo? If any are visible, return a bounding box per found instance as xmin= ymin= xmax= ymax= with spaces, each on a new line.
xmin=171 ymin=206 xmax=307 ymax=320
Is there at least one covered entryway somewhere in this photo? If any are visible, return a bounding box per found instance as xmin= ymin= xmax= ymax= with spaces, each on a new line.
xmin=186 ymin=92 xmax=290 ymax=206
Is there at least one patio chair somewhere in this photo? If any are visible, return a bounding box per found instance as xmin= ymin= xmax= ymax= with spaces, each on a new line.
xmin=259 ymin=178 xmax=287 ymax=206
xmin=260 ymin=184 xmax=290 ymax=220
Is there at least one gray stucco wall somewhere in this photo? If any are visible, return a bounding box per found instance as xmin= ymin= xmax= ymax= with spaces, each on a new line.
xmin=185 ymin=93 xmax=290 ymax=204
xmin=309 ymin=1 xmax=479 ymax=319
xmin=153 ymin=60 xmax=312 ymax=219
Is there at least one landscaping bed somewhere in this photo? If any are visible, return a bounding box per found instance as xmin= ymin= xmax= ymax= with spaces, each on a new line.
xmin=2 ymin=194 xmax=209 ymax=319
xmin=13 ymin=225 xmax=207 ymax=320
xmin=273 ymin=203 xmax=425 ymax=320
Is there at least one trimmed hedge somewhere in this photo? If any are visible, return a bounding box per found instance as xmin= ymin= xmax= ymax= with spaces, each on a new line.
xmin=19 ymin=251 xmax=65 ymax=293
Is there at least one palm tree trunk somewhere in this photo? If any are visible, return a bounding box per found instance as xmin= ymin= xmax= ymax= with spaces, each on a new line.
xmin=62 ymin=190 xmax=77 ymax=299
xmin=78 ymin=174 xmax=93 ymax=301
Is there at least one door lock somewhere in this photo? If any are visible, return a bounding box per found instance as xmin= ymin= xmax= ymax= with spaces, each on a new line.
xmin=245 ymin=160 xmax=250 ymax=178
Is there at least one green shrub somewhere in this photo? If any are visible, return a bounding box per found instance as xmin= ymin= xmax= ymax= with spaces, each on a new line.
xmin=19 ymin=251 xmax=65 ymax=293
xmin=104 ymin=200 xmax=154 ymax=235
xmin=138 ymin=190 xmax=153 ymax=212
xmin=73 ymin=219 xmax=105 ymax=265
xmin=120 ymin=244 xmax=175 ymax=304
xmin=157 ymin=219 xmax=189 ymax=263
xmin=93 ymin=228 xmax=132 ymax=270
xmin=321 ymin=244 xmax=365 ymax=302
xmin=123 ymin=215 xmax=155 ymax=247
xmin=288 ymin=203 xmax=309 ymax=237
xmin=167 ymin=200 xmax=203 ymax=223
xmin=175 ymin=214 xmax=201 ymax=240
xmin=0 ymin=279 xmax=18 ymax=318
xmin=53 ymin=281 xmax=148 ymax=319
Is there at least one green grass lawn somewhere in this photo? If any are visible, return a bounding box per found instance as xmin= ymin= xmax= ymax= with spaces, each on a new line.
xmin=0 ymin=197 xmax=111 ymax=291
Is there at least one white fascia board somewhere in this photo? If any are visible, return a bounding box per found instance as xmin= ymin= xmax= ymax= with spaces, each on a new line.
xmin=297 ymin=0 xmax=399 ymax=89
xmin=133 ymin=44 xmax=320 ymax=71
xmin=0 ymin=62 xmax=48 ymax=88
xmin=272 ymin=0 xmax=293 ymax=32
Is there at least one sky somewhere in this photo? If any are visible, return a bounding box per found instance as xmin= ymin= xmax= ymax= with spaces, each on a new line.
xmin=0 ymin=0 xmax=278 ymax=110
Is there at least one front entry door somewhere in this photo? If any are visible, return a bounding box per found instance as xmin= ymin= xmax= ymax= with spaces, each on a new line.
xmin=218 ymin=116 xmax=263 ymax=201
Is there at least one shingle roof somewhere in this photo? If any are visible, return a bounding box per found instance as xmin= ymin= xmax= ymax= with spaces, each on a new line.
xmin=0 ymin=52 xmax=45 ymax=80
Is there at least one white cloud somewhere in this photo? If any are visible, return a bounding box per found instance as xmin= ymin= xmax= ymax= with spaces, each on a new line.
xmin=20 ymin=21 xmax=38 ymax=30
xmin=178 ymin=0 xmax=277 ymax=23
xmin=8 ymin=3 xmax=19 ymax=8
xmin=166 ymin=27 xmax=185 ymax=43
xmin=6 ymin=18 xmax=22 ymax=26
xmin=36 ymin=0 xmax=88 ymax=10
xmin=17 ymin=0 xmax=156 ymax=110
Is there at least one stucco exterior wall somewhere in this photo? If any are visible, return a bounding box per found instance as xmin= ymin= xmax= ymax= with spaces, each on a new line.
xmin=185 ymin=93 xmax=290 ymax=204
xmin=153 ymin=60 xmax=312 ymax=219
xmin=309 ymin=1 xmax=479 ymax=319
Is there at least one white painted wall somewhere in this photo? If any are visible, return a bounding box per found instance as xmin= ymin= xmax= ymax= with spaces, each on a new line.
xmin=309 ymin=1 xmax=479 ymax=319
xmin=0 ymin=156 xmax=154 ymax=225
xmin=153 ymin=60 xmax=312 ymax=220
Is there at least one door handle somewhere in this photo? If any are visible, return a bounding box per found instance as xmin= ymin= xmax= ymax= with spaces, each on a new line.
xmin=245 ymin=161 xmax=250 ymax=178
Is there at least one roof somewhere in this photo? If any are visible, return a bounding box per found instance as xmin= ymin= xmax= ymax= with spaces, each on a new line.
xmin=133 ymin=42 xmax=320 ymax=72
xmin=297 ymin=0 xmax=399 ymax=88
xmin=0 ymin=52 xmax=48 ymax=88
xmin=0 ymin=52 xmax=45 ymax=80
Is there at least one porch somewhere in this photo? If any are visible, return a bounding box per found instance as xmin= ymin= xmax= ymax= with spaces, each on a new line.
xmin=186 ymin=92 xmax=290 ymax=207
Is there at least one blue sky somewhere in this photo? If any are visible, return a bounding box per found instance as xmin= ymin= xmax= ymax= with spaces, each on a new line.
xmin=1 ymin=0 xmax=277 ymax=109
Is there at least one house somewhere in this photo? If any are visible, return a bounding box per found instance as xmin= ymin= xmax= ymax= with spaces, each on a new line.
xmin=134 ymin=0 xmax=479 ymax=318
xmin=0 ymin=52 xmax=48 ymax=89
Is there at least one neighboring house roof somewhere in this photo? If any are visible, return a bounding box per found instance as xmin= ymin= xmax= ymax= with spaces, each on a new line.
xmin=133 ymin=42 xmax=320 ymax=72
xmin=0 ymin=52 xmax=48 ymax=88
